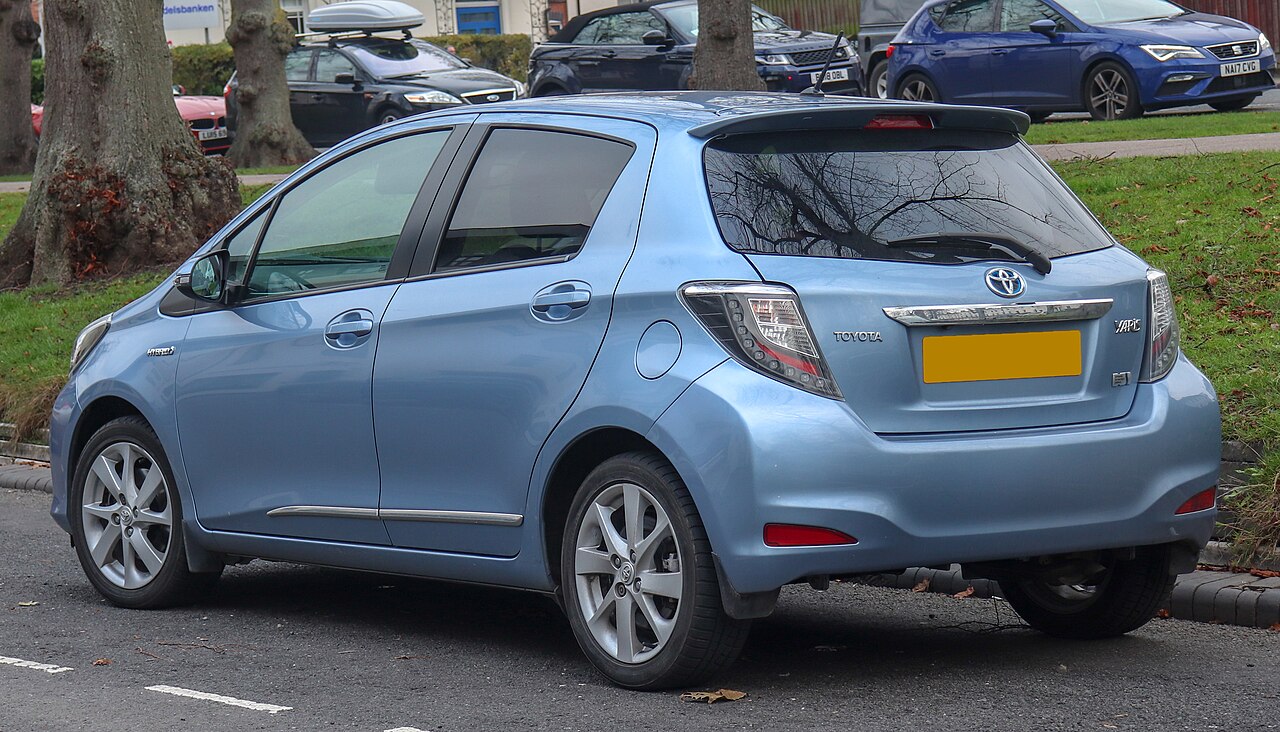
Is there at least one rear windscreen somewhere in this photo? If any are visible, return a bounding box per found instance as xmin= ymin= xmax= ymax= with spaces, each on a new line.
xmin=704 ymin=130 xmax=1113 ymax=263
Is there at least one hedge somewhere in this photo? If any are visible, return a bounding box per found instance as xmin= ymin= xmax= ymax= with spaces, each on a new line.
xmin=421 ymin=34 xmax=532 ymax=82
xmin=171 ymin=42 xmax=237 ymax=96
xmin=30 ymin=59 xmax=43 ymax=104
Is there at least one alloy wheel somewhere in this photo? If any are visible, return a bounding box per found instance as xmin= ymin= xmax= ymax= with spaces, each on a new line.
xmin=1089 ymin=69 xmax=1129 ymax=120
xmin=901 ymin=79 xmax=934 ymax=102
xmin=80 ymin=441 xmax=173 ymax=590
xmin=572 ymin=482 xmax=683 ymax=665
xmin=875 ymin=70 xmax=889 ymax=99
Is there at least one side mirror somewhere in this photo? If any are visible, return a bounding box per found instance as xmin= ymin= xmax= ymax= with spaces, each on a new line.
xmin=334 ymin=72 xmax=358 ymax=86
xmin=176 ymin=250 xmax=228 ymax=303
xmin=642 ymin=29 xmax=673 ymax=46
xmin=1030 ymin=19 xmax=1058 ymax=37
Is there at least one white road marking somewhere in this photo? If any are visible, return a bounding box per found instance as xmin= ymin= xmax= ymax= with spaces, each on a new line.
xmin=145 ymin=684 xmax=292 ymax=714
xmin=0 ymin=655 xmax=73 ymax=674
xmin=385 ymin=728 xmax=429 ymax=732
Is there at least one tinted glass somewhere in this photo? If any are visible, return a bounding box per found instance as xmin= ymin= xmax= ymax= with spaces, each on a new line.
xmin=1055 ymin=0 xmax=1185 ymax=24
xmin=936 ymin=0 xmax=996 ymax=31
xmin=1000 ymin=0 xmax=1068 ymax=31
xmin=347 ymin=39 xmax=465 ymax=78
xmin=246 ymin=131 xmax=450 ymax=297
xmin=314 ymin=49 xmax=357 ymax=82
xmin=704 ymin=130 xmax=1112 ymax=263
xmin=660 ymin=4 xmax=788 ymax=37
xmin=573 ymin=17 xmax=609 ymax=43
xmin=593 ymin=12 xmax=667 ymax=44
xmin=435 ymin=129 xmax=634 ymax=272
xmin=285 ymin=49 xmax=313 ymax=81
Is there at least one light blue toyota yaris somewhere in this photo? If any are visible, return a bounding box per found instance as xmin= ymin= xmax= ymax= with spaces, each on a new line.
xmin=51 ymin=92 xmax=1220 ymax=690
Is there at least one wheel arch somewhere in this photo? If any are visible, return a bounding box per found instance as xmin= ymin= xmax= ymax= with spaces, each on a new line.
xmin=69 ymin=395 xmax=146 ymax=481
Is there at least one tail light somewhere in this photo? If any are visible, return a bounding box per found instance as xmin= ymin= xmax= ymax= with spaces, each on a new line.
xmin=1140 ymin=269 xmax=1180 ymax=382
xmin=223 ymin=80 xmax=232 ymax=99
xmin=886 ymin=44 xmax=895 ymax=58
xmin=681 ymin=282 xmax=841 ymax=398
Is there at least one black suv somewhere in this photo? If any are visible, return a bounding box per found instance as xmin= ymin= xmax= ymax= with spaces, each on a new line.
xmin=227 ymin=36 xmax=523 ymax=148
xmin=528 ymin=0 xmax=861 ymax=96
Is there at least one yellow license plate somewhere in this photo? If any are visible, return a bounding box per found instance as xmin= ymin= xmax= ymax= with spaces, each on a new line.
xmin=922 ymin=330 xmax=1082 ymax=384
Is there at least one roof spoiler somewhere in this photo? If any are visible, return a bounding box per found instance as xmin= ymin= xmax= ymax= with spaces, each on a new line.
xmin=686 ymin=103 xmax=1030 ymax=139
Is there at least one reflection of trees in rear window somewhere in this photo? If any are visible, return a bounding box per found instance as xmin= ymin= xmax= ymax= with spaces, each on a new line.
xmin=703 ymin=130 xmax=1112 ymax=263
xmin=936 ymin=0 xmax=996 ymax=31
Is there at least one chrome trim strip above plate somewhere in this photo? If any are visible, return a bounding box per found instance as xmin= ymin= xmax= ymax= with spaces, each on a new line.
xmin=882 ymin=298 xmax=1113 ymax=327
xmin=379 ymin=509 xmax=524 ymax=527
xmin=265 ymin=505 xmax=380 ymax=519
xmin=267 ymin=505 xmax=524 ymax=527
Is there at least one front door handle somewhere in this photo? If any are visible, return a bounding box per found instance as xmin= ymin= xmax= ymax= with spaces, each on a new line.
xmin=991 ymin=48 xmax=1010 ymax=55
xmin=531 ymin=282 xmax=592 ymax=322
xmin=325 ymin=310 xmax=376 ymax=348
xmin=326 ymin=319 xmax=373 ymax=337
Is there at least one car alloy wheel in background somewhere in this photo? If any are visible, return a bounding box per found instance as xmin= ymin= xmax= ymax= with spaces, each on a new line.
xmin=1086 ymin=63 xmax=1142 ymax=121
xmin=898 ymin=74 xmax=937 ymax=102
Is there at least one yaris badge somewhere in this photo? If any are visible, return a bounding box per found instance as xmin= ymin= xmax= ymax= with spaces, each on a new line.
xmin=984 ymin=267 xmax=1026 ymax=299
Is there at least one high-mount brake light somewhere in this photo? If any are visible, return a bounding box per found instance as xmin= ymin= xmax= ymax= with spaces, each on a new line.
xmin=681 ymin=282 xmax=842 ymax=399
xmin=764 ymin=524 xmax=858 ymax=547
xmin=864 ymin=114 xmax=934 ymax=130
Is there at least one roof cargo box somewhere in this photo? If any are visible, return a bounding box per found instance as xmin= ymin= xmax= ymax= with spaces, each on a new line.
xmin=306 ymin=0 xmax=425 ymax=33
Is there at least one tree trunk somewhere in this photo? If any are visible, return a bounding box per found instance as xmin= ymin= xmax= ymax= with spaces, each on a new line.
xmin=0 ymin=0 xmax=240 ymax=288
xmin=691 ymin=0 xmax=763 ymax=91
xmin=226 ymin=0 xmax=315 ymax=168
xmin=0 ymin=0 xmax=41 ymax=176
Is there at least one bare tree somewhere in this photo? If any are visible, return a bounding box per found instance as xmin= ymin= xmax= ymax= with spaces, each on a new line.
xmin=0 ymin=0 xmax=240 ymax=288
xmin=0 ymin=0 xmax=40 ymax=176
xmin=691 ymin=0 xmax=763 ymax=91
xmin=225 ymin=0 xmax=315 ymax=168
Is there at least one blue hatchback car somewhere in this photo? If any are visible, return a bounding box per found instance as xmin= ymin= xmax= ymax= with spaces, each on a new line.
xmin=52 ymin=93 xmax=1220 ymax=690
xmin=888 ymin=0 xmax=1277 ymax=119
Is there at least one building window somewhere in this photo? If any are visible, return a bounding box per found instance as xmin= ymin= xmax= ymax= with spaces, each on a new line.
xmin=456 ymin=3 xmax=501 ymax=34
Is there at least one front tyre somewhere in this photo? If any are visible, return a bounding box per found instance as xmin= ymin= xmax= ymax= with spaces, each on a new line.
xmin=70 ymin=416 xmax=221 ymax=609
xmin=1000 ymin=545 xmax=1175 ymax=639
xmin=1210 ymin=95 xmax=1257 ymax=112
xmin=560 ymin=451 xmax=749 ymax=690
xmin=1085 ymin=62 xmax=1143 ymax=120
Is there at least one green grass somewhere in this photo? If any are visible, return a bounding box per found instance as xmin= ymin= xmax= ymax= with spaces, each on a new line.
xmin=1024 ymin=110 xmax=1280 ymax=146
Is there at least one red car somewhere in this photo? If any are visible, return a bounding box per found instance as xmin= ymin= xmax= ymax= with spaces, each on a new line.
xmin=29 ymin=93 xmax=228 ymax=155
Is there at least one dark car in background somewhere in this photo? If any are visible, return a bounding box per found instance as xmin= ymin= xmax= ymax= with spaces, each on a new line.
xmin=888 ymin=0 xmax=1277 ymax=119
xmin=528 ymin=0 xmax=861 ymax=96
xmin=859 ymin=0 xmax=924 ymax=97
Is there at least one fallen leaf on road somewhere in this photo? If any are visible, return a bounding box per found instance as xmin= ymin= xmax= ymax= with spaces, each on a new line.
xmin=912 ymin=578 xmax=931 ymax=593
xmin=17 ymin=601 xmax=38 ymax=607
xmin=953 ymin=586 xmax=976 ymax=599
xmin=680 ymin=689 xmax=747 ymax=704
xmin=1270 ymin=623 xmax=1280 ymax=632
xmin=1250 ymin=568 xmax=1280 ymax=579
xmin=1156 ymin=608 xmax=1171 ymax=619
xmin=92 ymin=658 xmax=111 ymax=666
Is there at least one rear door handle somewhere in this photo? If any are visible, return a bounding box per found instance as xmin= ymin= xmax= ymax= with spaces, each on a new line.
xmin=991 ymin=48 xmax=1010 ymax=55
xmin=928 ymin=49 xmax=946 ymax=57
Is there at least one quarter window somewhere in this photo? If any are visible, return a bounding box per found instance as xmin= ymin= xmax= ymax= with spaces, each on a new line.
xmin=434 ymin=129 xmax=634 ymax=272
xmin=936 ymin=0 xmax=996 ymax=32
xmin=244 ymin=130 xmax=451 ymax=298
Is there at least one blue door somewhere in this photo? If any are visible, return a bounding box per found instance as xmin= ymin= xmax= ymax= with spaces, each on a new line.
xmin=456 ymin=4 xmax=501 ymax=34
xmin=175 ymin=128 xmax=459 ymax=545
xmin=986 ymin=0 xmax=1080 ymax=107
xmin=928 ymin=0 xmax=997 ymax=103
xmin=372 ymin=115 xmax=656 ymax=558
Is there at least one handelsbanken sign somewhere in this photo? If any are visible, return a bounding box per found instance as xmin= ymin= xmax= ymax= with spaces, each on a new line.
xmin=163 ymin=0 xmax=221 ymax=31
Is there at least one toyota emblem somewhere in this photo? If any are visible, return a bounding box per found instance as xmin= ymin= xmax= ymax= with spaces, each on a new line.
xmin=984 ymin=267 xmax=1026 ymax=298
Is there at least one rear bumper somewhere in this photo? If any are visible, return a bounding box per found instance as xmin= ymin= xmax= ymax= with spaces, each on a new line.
xmin=648 ymin=353 xmax=1220 ymax=595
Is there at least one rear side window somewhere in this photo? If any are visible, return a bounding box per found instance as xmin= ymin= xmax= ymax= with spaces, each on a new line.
xmin=434 ymin=129 xmax=634 ymax=272
xmin=285 ymin=49 xmax=313 ymax=81
xmin=703 ymin=129 xmax=1112 ymax=264
xmin=936 ymin=0 xmax=996 ymax=32
xmin=1000 ymin=0 xmax=1070 ymax=32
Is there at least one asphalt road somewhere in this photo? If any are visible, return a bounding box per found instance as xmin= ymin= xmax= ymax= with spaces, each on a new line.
xmin=2 ymin=488 xmax=1278 ymax=732
xmin=1048 ymin=85 xmax=1280 ymax=119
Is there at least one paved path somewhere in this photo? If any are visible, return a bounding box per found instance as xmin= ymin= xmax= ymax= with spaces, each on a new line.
xmin=1034 ymin=130 xmax=1280 ymax=161
xmin=1 ymin=488 xmax=1278 ymax=731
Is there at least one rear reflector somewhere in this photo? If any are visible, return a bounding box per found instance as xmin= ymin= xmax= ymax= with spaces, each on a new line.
xmin=764 ymin=523 xmax=858 ymax=547
xmin=864 ymin=114 xmax=934 ymax=130
xmin=1175 ymin=487 xmax=1217 ymax=515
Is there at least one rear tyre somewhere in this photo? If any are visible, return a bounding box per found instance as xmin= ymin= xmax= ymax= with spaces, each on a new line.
xmin=378 ymin=109 xmax=405 ymax=125
xmin=70 ymin=416 xmax=221 ymax=609
xmin=560 ymin=451 xmax=750 ymax=690
xmin=896 ymin=73 xmax=938 ymax=102
xmin=869 ymin=60 xmax=890 ymax=99
xmin=535 ymin=84 xmax=568 ymax=97
xmin=1027 ymin=111 xmax=1052 ymax=124
xmin=999 ymin=545 xmax=1174 ymax=639
xmin=1085 ymin=62 xmax=1143 ymax=120
xmin=1210 ymin=95 xmax=1257 ymax=112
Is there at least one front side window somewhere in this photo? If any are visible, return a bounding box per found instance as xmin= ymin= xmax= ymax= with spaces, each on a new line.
xmin=660 ymin=4 xmax=788 ymax=37
xmin=314 ymin=49 xmax=358 ymax=82
xmin=704 ymin=129 xmax=1113 ymax=264
xmin=1000 ymin=0 xmax=1069 ymax=31
xmin=285 ymin=49 xmax=313 ymax=82
xmin=434 ymin=128 xmax=634 ymax=272
xmin=936 ymin=0 xmax=996 ymax=32
xmin=244 ymin=130 xmax=451 ymax=298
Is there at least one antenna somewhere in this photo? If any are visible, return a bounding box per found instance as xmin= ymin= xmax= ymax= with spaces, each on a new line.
xmin=800 ymin=32 xmax=845 ymax=97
